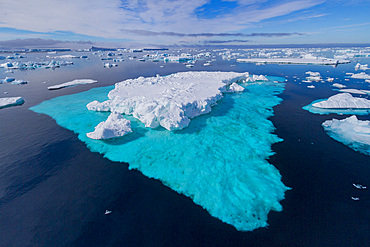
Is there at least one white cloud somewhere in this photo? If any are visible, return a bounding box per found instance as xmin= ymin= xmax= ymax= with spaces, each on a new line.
xmin=0 ymin=0 xmax=325 ymax=44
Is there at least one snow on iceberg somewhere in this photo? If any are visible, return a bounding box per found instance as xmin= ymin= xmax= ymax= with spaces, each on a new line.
xmin=312 ymin=93 xmax=370 ymax=109
xmin=48 ymin=79 xmax=97 ymax=90
xmin=0 ymin=97 xmax=24 ymax=109
xmin=87 ymin=72 xmax=251 ymax=131
xmin=31 ymin=75 xmax=288 ymax=232
xmin=323 ymin=115 xmax=370 ymax=155
xmin=86 ymin=112 xmax=132 ymax=139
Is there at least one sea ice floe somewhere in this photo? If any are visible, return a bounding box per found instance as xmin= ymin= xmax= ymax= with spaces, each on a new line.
xmin=31 ymin=73 xmax=288 ymax=231
xmin=332 ymin=83 xmax=346 ymax=88
xmin=355 ymin=63 xmax=369 ymax=71
xmin=48 ymin=79 xmax=97 ymax=90
xmin=322 ymin=115 xmax=370 ymax=155
xmin=303 ymin=71 xmax=322 ymax=82
xmin=0 ymin=97 xmax=24 ymax=109
xmin=350 ymin=72 xmax=370 ymax=80
xmin=86 ymin=112 xmax=132 ymax=139
xmin=312 ymin=93 xmax=370 ymax=109
xmin=338 ymin=89 xmax=370 ymax=95
xmin=87 ymin=71 xmax=251 ymax=131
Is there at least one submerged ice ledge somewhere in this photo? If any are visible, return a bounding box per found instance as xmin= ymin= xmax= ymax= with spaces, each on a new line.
xmin=87 ymin=71 xmax=254 ymax=131
xmin=31 ymin=72 xmax=288 ymax=232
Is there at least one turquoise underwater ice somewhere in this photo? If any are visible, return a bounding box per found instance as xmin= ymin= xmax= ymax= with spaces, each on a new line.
xmin=31 ymin=77 xmax=288 ymax=231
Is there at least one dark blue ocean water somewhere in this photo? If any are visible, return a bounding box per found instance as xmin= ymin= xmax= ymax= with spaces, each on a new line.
xmin=0 ymin=51 xmax=369 ymax=246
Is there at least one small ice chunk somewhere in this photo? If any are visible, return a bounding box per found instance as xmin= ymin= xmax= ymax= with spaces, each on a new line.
xmin=86 ymin=113 xmax=132 ymax=140
xmin=0 ymin=97 xmax=24 ymax=109
xmin=228 ymin=82 xmax=245 ymax=92
xmin=307 ymin=85 xmax=315 ymax=89
xmin=312 ymin=93 xmax=370 ymax=109
xmin=48 ymin=79 xmax=97 ymax=90
xmin=332 ymin=83 xmax=346 ymax=88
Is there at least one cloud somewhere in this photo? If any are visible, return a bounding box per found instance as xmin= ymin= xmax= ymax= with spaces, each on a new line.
xmin=0 ymin=38 xmax=92 ymax=48
xmin=123 ymin=29 xmax=303 ymax=37
xmin=0 ymin=0 xmax=323 ymax=45
xmin=203 ymin=39 xmax=250 ymax=44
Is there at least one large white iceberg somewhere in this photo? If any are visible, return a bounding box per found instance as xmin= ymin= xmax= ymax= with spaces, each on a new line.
xmin=0 ymin=97 xmax=24 ymax=109
xmin=87 ymin=71 xmax=251 ymax=131
xmin=323 ymin=115 xmax=370 ymax=155
xmin=86 ymin=112 xmax=132 ymax=139
xmin=312 ymin=93 xmax=370 ymax=109
xmin=236 ymin=58 xmax=349 ymax=65
xmin=48 ymin=79 xmax=97 ymax=90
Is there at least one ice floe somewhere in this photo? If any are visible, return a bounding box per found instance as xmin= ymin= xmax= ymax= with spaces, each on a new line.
xmin=87 ymin=71 xmax=251 ymax=131
xmin=48 ymin=79 xmax=97 ymax=90
xmin=332 ymin=83 xmax=346 ymax=88
xmin=312 ymin=93 xmax=370 ymax=109
xmin=304 ymin=71 xmax=322 ymax=82
xmin=322 ymin=115 xmax=370 ymax=155
xmin=338 ymin=89 xmax=370 ymax=95
xmin=0 ymin=97 xmax=24 ymax=109
xmin=87 ymin=112 xmax=132 ymax=139
xmin=350 ymin=72 xmax=370 ymax=80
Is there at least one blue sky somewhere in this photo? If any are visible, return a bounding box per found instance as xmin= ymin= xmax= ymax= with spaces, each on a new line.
xmin=0 ymin=0 xmax=369 ymax=46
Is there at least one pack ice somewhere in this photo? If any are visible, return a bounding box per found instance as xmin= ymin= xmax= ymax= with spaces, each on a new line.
xmin=323 ymin=115 xmax=370 ymax=155
xmin=87 ymin=71 xmax=251 ymax=131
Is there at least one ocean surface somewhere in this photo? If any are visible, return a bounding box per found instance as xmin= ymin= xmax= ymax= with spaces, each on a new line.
xmin=0 ymin=50 xmax=369 ymax=246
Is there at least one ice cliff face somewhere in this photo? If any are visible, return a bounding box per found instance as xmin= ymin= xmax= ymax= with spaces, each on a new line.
xmin=87 ymin=71 xmax=250 ymax=131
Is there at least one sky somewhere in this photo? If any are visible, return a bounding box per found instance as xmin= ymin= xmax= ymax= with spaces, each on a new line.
xmin=0 ymin=0 xmax=369 ymax=47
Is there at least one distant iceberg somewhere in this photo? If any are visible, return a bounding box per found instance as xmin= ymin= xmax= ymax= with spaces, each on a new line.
xmin=0 ymin=97 xmax=24 ymax=109
xmin=48 ymin=79 xmax=97 ymax=90
xmin=312 ymin=93 xmax=370 ymax=109
xmin=323 ymin=115 xmax=370 ymax=155
xmin=31 ymin=72 xmax=288 ymax=231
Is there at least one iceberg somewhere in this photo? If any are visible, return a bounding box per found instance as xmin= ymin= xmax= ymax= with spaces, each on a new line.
xmin=322 ymin=115 xmax=370 ymax=155
xmin=86 ymin=112 xmax=132 ymax=139
xmin=31 ymin=73 xmax=288 ymax=231
xmin=350 ymin=72 xmax=370 ymax=80
xmin=0 ymin=97 xmax=24 ymax=109
xmin=48 ymin=79 xmax=97 ymax=90
xmin=87 ymin=72 xmax=251 ymax=131
xmin=312 ymin=93 xmax=370 ymax=109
